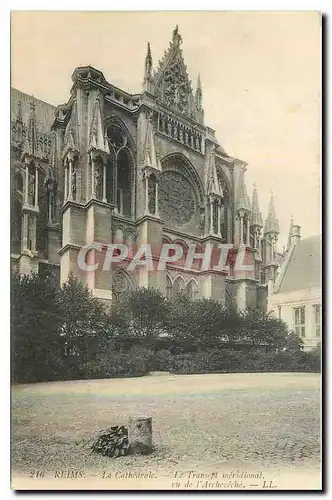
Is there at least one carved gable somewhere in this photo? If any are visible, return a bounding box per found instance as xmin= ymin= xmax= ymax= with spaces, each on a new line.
xmin=153 ymin=26 xmax=197 ymax=120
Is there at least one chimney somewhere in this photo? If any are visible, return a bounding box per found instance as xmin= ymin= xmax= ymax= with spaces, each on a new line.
xmin=291 ymin=224 xmax=301 ymax=245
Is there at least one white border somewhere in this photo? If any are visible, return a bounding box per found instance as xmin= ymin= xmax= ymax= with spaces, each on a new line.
xmin=1 ymin=3 xmax=327 ymax=498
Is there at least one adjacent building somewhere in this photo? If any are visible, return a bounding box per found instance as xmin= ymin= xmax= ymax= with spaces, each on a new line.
xmin=268 ymin=223 xmax=321 ymax=350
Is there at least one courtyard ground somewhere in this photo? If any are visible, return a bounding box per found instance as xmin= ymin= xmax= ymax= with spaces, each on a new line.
xmin=11 ymin=372 xmax=321 ymax=490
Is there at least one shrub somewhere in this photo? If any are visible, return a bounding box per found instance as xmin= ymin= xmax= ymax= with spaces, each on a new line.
xmin=79 ymin=347 xmax=154 ymax=379
xmin=149 ymin=348 xmax=321 ymax=375
xmin=11 ymin=274 xmax=317 ymax=383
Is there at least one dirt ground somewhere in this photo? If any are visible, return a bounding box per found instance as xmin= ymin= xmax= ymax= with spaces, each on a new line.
xmin=11 ymin=372 xmax=321 ymax=490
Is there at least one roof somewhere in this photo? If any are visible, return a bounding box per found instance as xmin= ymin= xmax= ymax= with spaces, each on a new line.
xmin=11 ymin=88 xmax=55 ymax=135
xmin=276 ymin=235 xmax=321 ymax=294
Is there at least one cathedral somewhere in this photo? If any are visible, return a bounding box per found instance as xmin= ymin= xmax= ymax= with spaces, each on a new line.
xmin=10 ymin=26 xmax=283 ymax=311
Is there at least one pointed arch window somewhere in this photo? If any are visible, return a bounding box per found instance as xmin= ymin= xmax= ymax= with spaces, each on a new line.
xmin=173 ymin=276 xmax=185 ymax=296
xmin=173 ymin=279 xmax=181 ymax=295
xmin=217 ymin=170 xmax=231 ymax=241
xmin=106 ymin=123 xmax=135 ymax=218
xmin=36 ymin=168 xmax=48 ymax=257
xmin=117 ymin=148 xmax=132 ymax=216
xmin=166 ymin=275 xmax=172 ymax=299
xmin=186 ymin=280 xmax=198 ymax=300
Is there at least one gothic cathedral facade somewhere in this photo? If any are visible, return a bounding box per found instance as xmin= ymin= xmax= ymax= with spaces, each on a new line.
xmin=11 ymin=27 xmax=281 ymax=310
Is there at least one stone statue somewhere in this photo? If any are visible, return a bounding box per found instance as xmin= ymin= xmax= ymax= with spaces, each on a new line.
xmin=44 ymin=166 xmax=58 ymax=223
xmin=28 ymin=173 xmax=35 ymax=205
xmin=71 ymin=167 xmax=77 ymax=200
xmin=173 ymin=123 xmax=178 ymax=139
xmin=172 ymin=25 xmax=183 ymax=47
xmin=200 ymin=207 xmax=205 ymax=234
xmin=94 ymin=165 xmax=101 ymax=198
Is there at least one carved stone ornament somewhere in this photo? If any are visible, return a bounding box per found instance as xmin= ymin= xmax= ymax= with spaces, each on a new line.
xmin=112 ymin=270 xmax=133 ymax=297
xmin=159 ymin=170 xmax=196 ymax=226
xmin=28 ymin=172 xmax=35 ymax=204
xmin=163 ymin=60 xmax=189 ymax=115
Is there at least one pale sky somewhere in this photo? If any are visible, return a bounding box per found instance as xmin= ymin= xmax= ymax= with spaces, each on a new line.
xmin=11 ymin=11 xmax=321 ymax=248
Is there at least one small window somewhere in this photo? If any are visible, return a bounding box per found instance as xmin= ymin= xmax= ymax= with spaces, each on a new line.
xmin=313 ymin=304 xmax=321 ymax=338
xmin=294 ymin=306 xmax=306 ymax=337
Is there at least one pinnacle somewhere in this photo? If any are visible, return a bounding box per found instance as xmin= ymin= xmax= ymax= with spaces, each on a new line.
xmin=172 ymin=24 xmax=183 ymax=47
xmin=197 ymin=73 xmax=202 ymax=90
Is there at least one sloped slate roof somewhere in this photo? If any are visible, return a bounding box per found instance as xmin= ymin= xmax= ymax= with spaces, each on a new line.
xmin=277 ymin=235 xmax=321 ymax=293
xmin=11 ymin=88 xmax=55 ymax=134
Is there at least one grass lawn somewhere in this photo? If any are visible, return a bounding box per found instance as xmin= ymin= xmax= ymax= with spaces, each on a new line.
xmin=11 ymin=372 xmax=321 ymax=490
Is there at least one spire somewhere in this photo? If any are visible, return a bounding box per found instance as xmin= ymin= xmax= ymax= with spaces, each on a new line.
xmin=251 ymin=182 xmax=263 ymax=227
xmin=63 ymin=100 xmax=79 ymax=158
xmin=264 ymin=191 xmax=280 ymax=235
xmin=88 ymin=95 xmax=109 ymax=154
xmin=49 ymin=134 xmax=56 ymax=170
xmin=44 ymin=136 xmax=58 ymax=212
xmin=21 ymin=100 xmax=38 ymax=159
xmin=28 ymin=100 xmax=37 ymax=157
xmin=236 ymin=174 xmax=251 ymax=212
xmin=195 ymin=73 xmax=203 ymax=111
xmin=143 ymin=111 xmax=161 ymax=171
xmin=14 ymin=100 xmax=23 ymax=144
xmin=206 ymin=146 xmax=222 ymax=197
xmin=287 ymin=215 xmax=294 ymax=250
xmin=144 ymin=42 xmax=153 ymax=83
xmin=197 ymin=73 xmax=201 ymax=90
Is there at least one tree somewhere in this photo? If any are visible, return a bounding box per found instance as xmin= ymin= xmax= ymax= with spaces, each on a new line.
xmin=116 ymin=287 xmax=169 ymax=339
xmin=237 ymin=308 xmax=298 ymax=350
xmin=165 ymin=294 xmax=241 ymax=350
xmin=11 ymin=270 xmax=64 ymax=382
xmin=164 ymin=292 xmax=194 ymax=341
xmin=59 ymin=273 xmax=111 ymax=365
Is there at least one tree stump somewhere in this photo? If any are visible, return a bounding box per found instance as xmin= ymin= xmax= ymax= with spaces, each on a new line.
xmin=128 ymin=417 xmax=153 ymax=455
